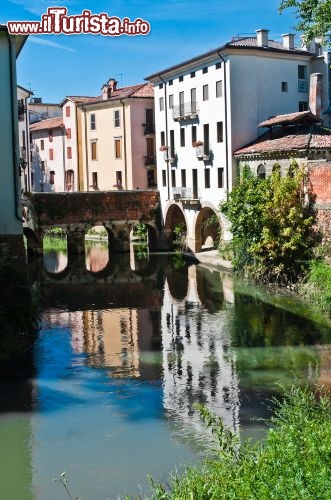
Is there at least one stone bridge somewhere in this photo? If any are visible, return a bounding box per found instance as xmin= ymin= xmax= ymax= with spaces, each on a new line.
xmin=23 ymin=190 xmax=163 ymax=256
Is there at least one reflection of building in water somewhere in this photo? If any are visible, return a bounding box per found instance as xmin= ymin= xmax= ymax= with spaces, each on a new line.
xmin=83 ymin=309 xmax=140 ymax=377
xmin=42 ymin=310 xmax=84 ymax=353
xmin=161 ymin=265 xmax=240 ymax=436
xmin=85 ymin=242 xmax=109 ymax=272
xmin=43 ymin=249 xmax=68 ymax=273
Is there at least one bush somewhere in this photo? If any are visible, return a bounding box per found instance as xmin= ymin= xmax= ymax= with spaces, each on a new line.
xmin=149 ymin=385 xmax=331 ymax=499
xmin=300 ymin=260 xmax=331 ymax=310
xmin=220 ymin=163 xmax=318 ymax=284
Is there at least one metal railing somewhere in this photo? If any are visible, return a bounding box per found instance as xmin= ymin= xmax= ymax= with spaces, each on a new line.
xmin=172 ymin=102 xmax=199 ymax=120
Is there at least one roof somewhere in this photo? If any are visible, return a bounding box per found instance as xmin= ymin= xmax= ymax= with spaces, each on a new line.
xmin=145 ymin=33 xmax=313 ymax=81
xmin=234 ymin=125 xmax=331 ymax=156
xmin=60 ymin=83 xmax=153 ymax=108
xmin=0 ymin=25 xmax=28 ymax=57
xmin=258 ymin=111 xmax=321 ymax=128
xmin=29 ymin=116 xmax=64 ymax=131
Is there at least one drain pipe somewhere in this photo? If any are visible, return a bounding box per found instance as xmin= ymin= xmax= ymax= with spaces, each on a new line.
xmin=120 ymin=99 xmax=128 ymax=189
xmin=158 ymin=74 xmax=170 ymax=201
xmin=217 ymin=51 xmax=230 ymax=198
xmin=4 ymin=28 xmax=23 ymax=222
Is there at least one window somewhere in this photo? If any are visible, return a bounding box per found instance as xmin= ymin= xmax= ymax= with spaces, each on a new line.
xmin=169 ymin=79 xmax=173 ymax=86
xmin=298 ymin=65 xmax=306 ymax=79
xmin=170 ymin=130 xmax=175 ymax=157
xmin=299 ymin=101 xmax=309 ymax=111
xmin=115 ymin=138 xmax=121 ymax=158
xmin=257 ymin=164 xmax=266 ymax=179
xmin=161 ymin=131 xmax=165 ymax=146
xmin=216 ymin=80 xmax=222 ymax=98
xmin=116 ymin=171 xmax=122 ymax=186
xmin=65 ymin=169 xmax=74 ymax=191
xmin=203 ymin=124 xmax=209 ymax=153
xmin=218 ymin=168 xmax=224 ymax=188
xmin=180 ymin=127 xmax=185 ymax=147
xmin=49 ymin=171 xmax=55 ymax=185
xmin=91 ymin=141 xmax=97 ymax=160
xmin=40 ymin=139 xmax=44 ymax=151
xmin=191 ymin=88 xmax=196 ymax=112
xmin=159 ymin=83 xmax=163 ymax=89
xmin=66 ymin=128 xmax=71 ymax=139
xmin=217 ymin=121 xmax=223 ymax=142
xmin=179 ymin=76 xmax=183 ymax=82
xmin=49 ymin=129 xmax=53 ymax=142
xmin=192 ymin=125 xmax=197 ymax=144
xmin=92 ymin=171 xmax=98 ymax=190
xmin=65 ymin=106 xmax=70 ymax=117
xmin=203 ymin=84 xmax=209 ymax=101
xmin=49 ymin=148 xmax=53 ymax=160
xmin=169 ymin=94 xmax=174 ymax=109
xmin=22 ymin=130 xmax=26 ymax=148
xmin=282 ymin=81 xmax=288 ymax=92
xmin=190 ymin=71 xmax=195 ymax=78
xmin=179 ymin=91 xmax=184 ymax=115
xmin=171 ymin=169 xmax=176 ymax=187
xmin=181 ymin=169 xmax=186 ymax=187
xmin=162 ymin=169 xmax=167 ymax=186
xmin=90 ymin=113 xmax=96 ymax=130
xmin=41 ymin=160 xmax=45 ymax=172
xmin=159 ymin=97 xmax=164 ymax=111
xmin=203 ymin=67 xmax=208 ymax=74
xmin=204 ymin=169 xmax=210 ymax=188
xmin=67 ymin=146 xmax=72 ymax=159
xmin=114 ymin=110 xmax=120 ymax=127
xmin=215 ymin=62 xmax=222 ymax=69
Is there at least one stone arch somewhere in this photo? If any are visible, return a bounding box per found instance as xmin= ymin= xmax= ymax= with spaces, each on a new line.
xmin=129 ymin=222 xmax=158 ymax=250
xmin=194 ymin=203 xmax=221 ymax=252
xmin=257 ymin=164 xmax=266 ymax=179
xmin=164 ymin=202 xmax=188 ymax=249
xmin=85 ymin=224 xmax=110 ymax=272
xmin=42 ymin=226 xmax=68 ymax=274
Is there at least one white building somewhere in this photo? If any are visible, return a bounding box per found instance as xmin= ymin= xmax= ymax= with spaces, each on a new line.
xmin=30 ymin=117 xmax=66 ymax=192
xmin=146 ymin=29 xmax=331 ymax=252
xmin=28 ymin=97 xmax=62 ymax=124
xmin=17 ymin=85 xmax=33 ymax=192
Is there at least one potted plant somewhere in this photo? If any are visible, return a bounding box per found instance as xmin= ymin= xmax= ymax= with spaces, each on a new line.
xmin=192 ymin=140 xmax=203 ymax=148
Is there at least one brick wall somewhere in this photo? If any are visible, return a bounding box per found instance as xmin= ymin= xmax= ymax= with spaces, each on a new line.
xmin=309 ymin=162 xmax=331 ymax=245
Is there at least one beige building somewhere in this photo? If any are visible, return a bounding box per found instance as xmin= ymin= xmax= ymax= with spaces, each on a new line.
xmin=78 ymin=78 xmax=156 ymax=191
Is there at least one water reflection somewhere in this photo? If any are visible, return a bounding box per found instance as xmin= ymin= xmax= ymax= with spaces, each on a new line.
xmin=2 ymin=241 xmax=331 ymax=499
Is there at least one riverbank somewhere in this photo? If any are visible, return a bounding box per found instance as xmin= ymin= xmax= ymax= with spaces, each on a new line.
xmin=185 ymin=249 xmax=233 ymax=271
xmin=147 ymin=385 xmax=331 ymax=500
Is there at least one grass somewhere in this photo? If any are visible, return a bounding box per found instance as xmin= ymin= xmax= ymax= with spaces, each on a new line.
xmin=138 ymin=384 xmax=331 ymax=500
xmin=299 ymin=260 xmax=331 ymax=311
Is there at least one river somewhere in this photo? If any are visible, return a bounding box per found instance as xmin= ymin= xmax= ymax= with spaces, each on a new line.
xmin=1 ymin=239 xmax=331 ymax=499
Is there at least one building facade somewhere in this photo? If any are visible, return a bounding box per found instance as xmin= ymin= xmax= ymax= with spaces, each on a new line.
xmin=146 ymin=29 xmax=331 ymax=252
xmin=30 ymin=117 xmax=66 ymax=192
xmin=17 ymin=85 xmax=33 ymax=193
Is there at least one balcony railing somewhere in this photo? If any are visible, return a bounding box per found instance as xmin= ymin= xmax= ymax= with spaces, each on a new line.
xmin=172 ymin=187 xmax=200 ymax=203
xmin=195 ymin=144 xmax=210 ymax=160
xmin=144 ymin=155 xmax=156 ymax=166
xmin=143 ymin=123 xmax=155 ymax=135
xmin=172 ymin=102 xmax=199 ymax=121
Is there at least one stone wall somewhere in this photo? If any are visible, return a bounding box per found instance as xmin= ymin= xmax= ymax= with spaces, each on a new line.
xmin=309 ymin=162 xmax=331 ymax=246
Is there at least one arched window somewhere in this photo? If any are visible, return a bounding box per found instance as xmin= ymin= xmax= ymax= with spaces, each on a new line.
xmin=257 ymin=164 xmax=266 ymax=179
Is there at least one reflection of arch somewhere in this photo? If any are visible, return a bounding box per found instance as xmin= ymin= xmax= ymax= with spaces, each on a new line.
xmin=195 ymin=205 xmax=221 ymax=251
xmin=129 ymin=223 xmax=158 ymax=250
xmin=23 ymin=227 xmax=40 ymax=258
xmin=165 ymin=262 xmax=189 ymax=301
xmin=42 ymin=227 xmax=68 ymax=274
xmin=257 ymin=164 xmax=266 ymax=179
xmin=164 ymin=204 xmax=187 ymax=249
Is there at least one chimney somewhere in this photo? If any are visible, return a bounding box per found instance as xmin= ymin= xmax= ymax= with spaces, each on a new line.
xmin=309 ymin=73 xmax=323 ymax=117
xmin=107 ymin=78 xmax=118 ymax=92
xmin=256 ymin=29 xmax=269 ymax=47
xmin=101 ymin=79 xmax=118 ymax=100
xmin=282 ymin=33 xmax=295 ymax=50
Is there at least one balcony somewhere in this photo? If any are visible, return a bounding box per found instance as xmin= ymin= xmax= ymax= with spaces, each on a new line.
xmin=172 ymin=187 xmax=200 ymax=204
xmin=144 ymin=155 xmax=156 ymax=166
xmin=172 ymin=102 xmax=199 ymax=121
xmin=195 ymin=144 xmax=210 ymax=160
xmin=143 ymin=123 xmax=155 ymax=135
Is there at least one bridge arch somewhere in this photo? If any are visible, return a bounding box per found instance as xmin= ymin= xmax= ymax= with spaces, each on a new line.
xmin=164 ymin=202 xmax=188 ymax=249
xmin=194 ymin=203 xmax=221 ymax=252
xmin=23 ymin=227 xmax=41 ymax=259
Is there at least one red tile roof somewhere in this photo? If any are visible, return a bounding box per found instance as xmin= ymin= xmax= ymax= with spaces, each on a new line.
xmin=258 ymin=111 xmax=321 ymax=128
xmin=235 ymin=126 xmax=331 ymax=156
xmin=78 ymin=82 xmax=154 ymax=106
xmin=29 ymin=116 xmax=64 ymax=131
xmin=227 ymin=36 xmax=309 ymax=54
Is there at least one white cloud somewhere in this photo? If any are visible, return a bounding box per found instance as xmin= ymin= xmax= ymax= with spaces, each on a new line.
xmin=28 ymin=36 xmax=75 ymax=52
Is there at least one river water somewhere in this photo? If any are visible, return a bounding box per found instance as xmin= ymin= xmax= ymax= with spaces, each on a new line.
xmin=1 ymin=240 xmax=331 ymax=500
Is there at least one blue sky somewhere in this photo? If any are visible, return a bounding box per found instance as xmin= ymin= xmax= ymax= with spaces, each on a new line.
xmin=2 ymin=0 xmax=299 ymax=103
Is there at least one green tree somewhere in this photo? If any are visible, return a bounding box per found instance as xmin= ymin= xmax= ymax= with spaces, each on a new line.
xmin=279 ymin=0 xmax=331 ymax=44
xmin=220 ymin=162 xmax=318 ymax=284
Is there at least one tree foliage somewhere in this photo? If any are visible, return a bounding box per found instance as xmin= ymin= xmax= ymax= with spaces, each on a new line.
xmin=279 ymin=0 xmax=331 ymax=44
xmin=220 ymin=163 xmax=318 ymax=285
